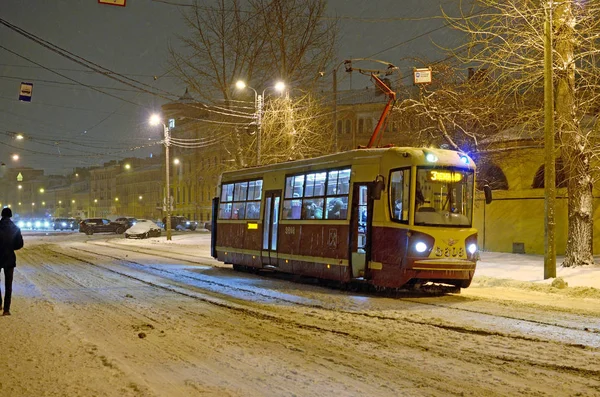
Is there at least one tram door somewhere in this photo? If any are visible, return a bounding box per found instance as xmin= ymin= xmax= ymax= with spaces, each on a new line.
xmin=261 ymin=190 xmax=281 ymax=268
xmin=350 ymin=184 xmax=372 ymax=279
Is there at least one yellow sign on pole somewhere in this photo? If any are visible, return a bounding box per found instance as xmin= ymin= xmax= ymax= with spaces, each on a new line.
xmin=98 ymin=0 xmax=126 ymax=6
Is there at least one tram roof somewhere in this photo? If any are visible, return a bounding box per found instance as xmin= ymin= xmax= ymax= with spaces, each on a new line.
xmin=221 ymin=147 xmax=475 ymax=181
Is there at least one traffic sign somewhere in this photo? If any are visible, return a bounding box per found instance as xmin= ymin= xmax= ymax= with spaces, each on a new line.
xmin=413 ymin=67 xmax=432 ymax=84
xmin=19 ymin=82 xmax=33 ymax=102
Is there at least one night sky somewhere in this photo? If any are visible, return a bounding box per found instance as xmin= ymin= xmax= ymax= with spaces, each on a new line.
xmin=0 ymin=0 xmax=461 ymax=175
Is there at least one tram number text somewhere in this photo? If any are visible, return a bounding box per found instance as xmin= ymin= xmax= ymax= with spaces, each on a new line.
xmin=284 ymin=226 xmax=296 ymax=235
xmin=434 ymin=246 xmax=464 ymax=257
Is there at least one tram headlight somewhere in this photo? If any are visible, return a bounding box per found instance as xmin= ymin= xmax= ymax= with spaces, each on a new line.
xmin=467 ymin=243 xmax=477 ymax=254
xmin=425 ymin=153 xmax=438 ymax=163
xmin=415 ymin=242 xmax=428 ymax=253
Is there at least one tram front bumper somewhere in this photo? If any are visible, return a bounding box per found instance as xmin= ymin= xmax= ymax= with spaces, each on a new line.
xmin=410 ymin=258 xmax=476 ymax=272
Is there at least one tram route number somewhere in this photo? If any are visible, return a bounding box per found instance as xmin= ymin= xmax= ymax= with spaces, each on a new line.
xmin=284 ymin=226 xmax=296 ymax=235
xmin=434 ymin=246 xmax=464 ymax=258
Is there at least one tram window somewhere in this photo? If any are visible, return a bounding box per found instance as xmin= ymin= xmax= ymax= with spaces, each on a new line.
xmin=234 ymin=182 xmax=248 ymax=201
xmin=327 ymin=169 xmax=350 ymax=195
xmin=246 ymin=201 xmax=260 ymax=219
xmin=302 ymin=198 xmax=324 ymax=219
xmin=285 ymin=175 xmax=305 ymax=199
xmin=282 ymin=199 xmax=302 ymax=220
xmin=283 ymin=167 xmax=351 ymax=220
xmin=414 ymin=168 xmax=474 ymax=226
xmin=247 ymin=180 xmax=263 ymax=200
xmin=389 ymin=169 xmax=410 ymax=222
xmin=304 ymin=172 xmax=326 ymax=197
xmin=221 ymin=183 xmax=234 ymax=202
xmin=219 ymin=179 xmax=262 ymax=220
xmin=219 ymin=202 xmax=233 ymax=219
xmin=232 ymin=202 xmax=246 ymax=219
xmin=325 ymin=197 xmax=348 ymax=219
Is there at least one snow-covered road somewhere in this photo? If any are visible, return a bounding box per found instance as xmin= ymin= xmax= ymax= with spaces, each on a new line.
xmin=1 ymin=233 xmax=599 ymax=396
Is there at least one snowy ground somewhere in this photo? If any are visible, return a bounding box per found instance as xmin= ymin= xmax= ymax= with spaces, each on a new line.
xmin=116 ymin=230 xmax=600 ymax=289
xmin=0 ymin=231 xmax=598 ymax=397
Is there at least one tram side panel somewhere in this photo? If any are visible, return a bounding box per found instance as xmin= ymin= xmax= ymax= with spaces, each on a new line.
xmin=216 ymin=222 xmax=262 ymax=268
xmin=277 ymin=223 xmax=350 ymax=282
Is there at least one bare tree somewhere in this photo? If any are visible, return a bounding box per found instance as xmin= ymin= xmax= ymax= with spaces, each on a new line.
xmin=398 ymin=1 xmax=600 ymax=267
xmin=259 ymin=91 xmax=334 ymax=164
xmin=167 ymin=0 xmax=337 ymax=167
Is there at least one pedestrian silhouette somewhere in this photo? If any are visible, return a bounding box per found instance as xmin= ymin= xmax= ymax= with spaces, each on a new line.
xmin=0 ymin=207 xmax=24 ymax=316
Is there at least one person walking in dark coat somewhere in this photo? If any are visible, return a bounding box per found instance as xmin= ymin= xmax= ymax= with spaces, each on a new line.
xmin=0 ymin=207 xmax=24 ymax=316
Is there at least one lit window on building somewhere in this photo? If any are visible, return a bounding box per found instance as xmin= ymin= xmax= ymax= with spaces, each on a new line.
xmin=168 ymin=119 xmax=175 ymax=129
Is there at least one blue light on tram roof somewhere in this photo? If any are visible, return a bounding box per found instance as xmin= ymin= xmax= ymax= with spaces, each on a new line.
xmin=459 ymin=155 xmax=470 ymax=164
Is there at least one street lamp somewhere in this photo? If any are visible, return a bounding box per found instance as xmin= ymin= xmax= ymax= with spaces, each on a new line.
xmin=150 ymin=114 xmax=172 ymax=240
xmin=235 ymin=80 xmax=286 ymax=165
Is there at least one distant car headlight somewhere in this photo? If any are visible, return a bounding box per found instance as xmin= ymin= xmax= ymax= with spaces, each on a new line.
xmin=26 ymin=221 xmax=32 ymax=228
xmin=415 ymin=242 xmax=428 ymax=253
xmin=467 ymin=243 xmax=477 ymax=254
xmin=61 ymin=222 xmax=67 ymax=227
xmin=17 ymin=221 xmax=24 ymax=228
xmin=186 ymin=221 xmax=190 ymax=225
xmin=43 ymin=221 xmax=50 ymax=228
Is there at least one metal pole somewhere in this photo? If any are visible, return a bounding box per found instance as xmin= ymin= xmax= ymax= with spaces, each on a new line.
xmin=333 ymin=68 xmax=338 ymax=152
xmin=257 ymin=94 xmax=263 ymax=165
xmin=544 ymin=2 xmax=556 ymax=278
xmin=164 ymin=124 xmax=172 ymax=240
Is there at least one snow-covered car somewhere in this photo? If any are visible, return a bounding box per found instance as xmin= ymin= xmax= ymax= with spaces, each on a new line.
xmin=124 ymin=219 xmax=162 ymax=239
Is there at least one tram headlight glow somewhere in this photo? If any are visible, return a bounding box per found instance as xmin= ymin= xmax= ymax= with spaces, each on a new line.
xmin=425 ymin=153 xmax=438 ymax=163
xmin=415 ymin=242 xmax=428 ymax=253
xmin=467 ymin=243 xmax=477 ymax=254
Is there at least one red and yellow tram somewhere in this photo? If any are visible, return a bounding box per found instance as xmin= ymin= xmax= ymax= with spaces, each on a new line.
xmin=211 ymin=147 xmax=487 ymax=290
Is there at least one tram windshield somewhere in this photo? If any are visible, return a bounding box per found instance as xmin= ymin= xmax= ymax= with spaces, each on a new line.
xmin=414 ymin=167 xmax=474 ymax=227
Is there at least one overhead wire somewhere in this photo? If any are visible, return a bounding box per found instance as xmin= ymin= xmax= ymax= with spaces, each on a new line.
xmin=0 ymin=2 xmax=482 ymax=168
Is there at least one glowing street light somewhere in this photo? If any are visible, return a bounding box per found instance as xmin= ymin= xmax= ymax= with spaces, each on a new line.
xmin=150 ymin=114 xmax=172 ymax=240
xmin=235 ymin=80 xmax=286 ymax=165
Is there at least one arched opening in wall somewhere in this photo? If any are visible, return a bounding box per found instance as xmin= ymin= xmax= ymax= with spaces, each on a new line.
xmin=532 ymin=158 xmax=568 ymax=188
xmin=476 ymin=162 xmax=509 ymax=190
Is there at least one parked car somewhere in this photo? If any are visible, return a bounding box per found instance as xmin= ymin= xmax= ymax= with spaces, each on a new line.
xmin=53 ymin=217 xmax=77 ymax=231
xmin=79 ymin=218 xmax=126 ymax=235
xmin=162 ymin=216 xmax=198 ymax=231
xmin=115 ymin=217 xmax=137 ymax=229
xmin=124 ymin=219 xmax=162 ymax=239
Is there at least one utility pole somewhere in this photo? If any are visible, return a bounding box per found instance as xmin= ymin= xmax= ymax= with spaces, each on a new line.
xmin=333 ymin=68 xmax=338 ymax=152
xmin=544 ymin=1 xmax=556 ymax=279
